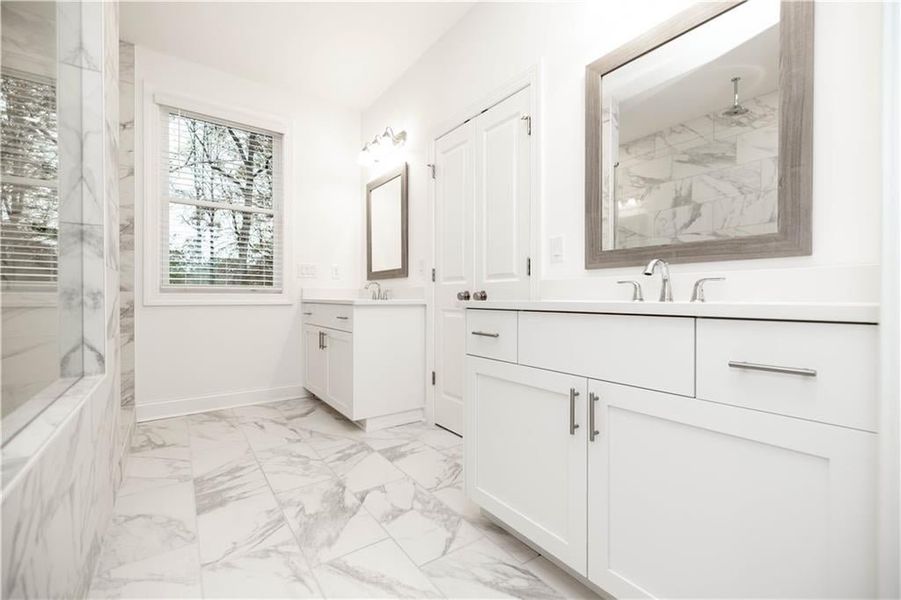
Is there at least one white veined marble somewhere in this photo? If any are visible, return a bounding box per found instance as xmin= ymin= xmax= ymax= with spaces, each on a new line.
xmin=88 ymin=397 xmax=597 ymax=599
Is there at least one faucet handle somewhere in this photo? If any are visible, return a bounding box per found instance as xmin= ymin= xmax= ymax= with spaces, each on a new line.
xmin=691 ymin=277 xmax=725 ymax=303
xmin=617 ymin=280 xmax=644 ymax=302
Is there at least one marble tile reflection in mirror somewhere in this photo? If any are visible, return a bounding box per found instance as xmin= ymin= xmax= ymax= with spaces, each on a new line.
xmin=601 ymin=1 xmax=780 ymax=251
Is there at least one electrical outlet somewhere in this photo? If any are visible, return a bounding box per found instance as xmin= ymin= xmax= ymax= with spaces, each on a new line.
xmin=549 ymin=236 xmax=565 ymax=263
xmin=330 ymin=264 xmax=340 ymax=280
xmin=298 ymin=263 xmax=318 ymax=278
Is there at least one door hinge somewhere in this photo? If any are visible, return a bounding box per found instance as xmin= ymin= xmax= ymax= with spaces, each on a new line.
xmin=427 ymin=163 xmax=436 ymax=179
xmin=431 ymin=371 xmax=436 ymax=385
xmin=521 ymin=114 xmax=532 ymax=136
xmin=431 ymin=268 xmax=436 ymax=282
xmin=526 ymin=257 xmax=531 ymax=276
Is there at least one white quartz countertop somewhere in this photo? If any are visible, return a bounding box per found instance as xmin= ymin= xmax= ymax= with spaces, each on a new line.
xmin=302 ymin=297 xmax=426 ymax=306
xmin=464 ymin=300 xmax=879 ymax=324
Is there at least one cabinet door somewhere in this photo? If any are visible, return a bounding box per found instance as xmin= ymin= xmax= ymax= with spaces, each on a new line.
xmin=587 ymin=380 xmax=876 ymax=599
xmin=324 ymin=328 xmax=354 ymax=418
xmin=466 ymin=357 xmax=587 ymax=575
xmin=303 ymin=325 xmax=327 ymax=399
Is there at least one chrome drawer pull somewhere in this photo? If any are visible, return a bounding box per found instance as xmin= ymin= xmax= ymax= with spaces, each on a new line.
xmin=336 ymin=316 xmax=349 ymax=320
xmin=589 ymin=392 xmax=599 ymax=442
xmin=471 ymin=331 xmax=500 ymax=338
xmin=728 ymin=361 xmax=817 ymax=377
xmin=302 ymin=311 xmax=313 ymax=316
xmin=569 ymin=388 xmax=580 ymax=435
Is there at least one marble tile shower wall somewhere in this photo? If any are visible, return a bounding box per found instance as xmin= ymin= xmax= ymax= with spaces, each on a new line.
xmin=614 ymin=90 xmax=779 ymax=248
xmin=1 ymin=3 xmax=131 ymax=599
xmin=119 ymin=41 xmax=135 ymax=411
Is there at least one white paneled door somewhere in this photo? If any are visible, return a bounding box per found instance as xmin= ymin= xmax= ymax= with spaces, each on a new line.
xmin=434 ymin=120 xmax=475 ymax=435
xmin=434 ymin=87 xmax=532 ymax=434
xmin=474 ymin=88 xmax=531 ymax=301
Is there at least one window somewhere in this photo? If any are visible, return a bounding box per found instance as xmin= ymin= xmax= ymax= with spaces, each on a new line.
xmin=0 ymin=70 xmax=58 ymax=289
xmin=159 ymin=105 xmax=283 ymax=293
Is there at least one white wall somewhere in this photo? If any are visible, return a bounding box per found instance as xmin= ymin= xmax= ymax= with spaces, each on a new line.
xmin=133 ymin=46 xmax=361 ymax=418
xmin=361 ymin=1 xmax=883 ymax=303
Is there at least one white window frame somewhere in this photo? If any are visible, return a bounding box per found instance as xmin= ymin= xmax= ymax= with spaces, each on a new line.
xmin=142 ymin=87 xmax=293 ymax=306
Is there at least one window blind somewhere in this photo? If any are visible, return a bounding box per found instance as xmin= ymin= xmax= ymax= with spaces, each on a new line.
xmin=159 ymin=105 xmax=283 ymax=292
xmin=0 ymin=70 xmax=59 ymax=289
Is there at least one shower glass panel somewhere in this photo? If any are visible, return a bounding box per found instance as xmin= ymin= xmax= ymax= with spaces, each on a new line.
xmin=1 ymin=2 xmax=84 ymax=442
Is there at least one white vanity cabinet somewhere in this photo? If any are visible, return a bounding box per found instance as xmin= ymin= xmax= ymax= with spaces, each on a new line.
xmin=587 ymin=380 xmax=875 ymax=599
xmin=302 ymin=299 xmax=426 ymax=430
xmin=464 ymin=305 xmax=879 ymax=598
xmin=466 ymin=357 xmax=588 ymax=574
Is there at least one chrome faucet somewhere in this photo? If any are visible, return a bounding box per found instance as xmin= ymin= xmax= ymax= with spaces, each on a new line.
xmin=643 ymin=258 xmax=673 ymax=302
xmin=364 ymin=281 xmax=382 ymax=300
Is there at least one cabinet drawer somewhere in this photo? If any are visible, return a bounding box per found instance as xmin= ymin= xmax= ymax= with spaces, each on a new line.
xmin=466 ymin=310 xmax=517 ymax=362
xmin=697 ymin=319 xmax=878 ymax=431
xmin=519 ymin=312 xmax=694 ymax=396
xmin=302 ymin=303 xmax=353 ymax=332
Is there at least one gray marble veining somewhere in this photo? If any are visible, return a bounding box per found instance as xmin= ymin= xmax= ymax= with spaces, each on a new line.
xmin=89 ymin=397 xmax=597 ymax=599
xmin=607 ymin=90 xmax=780 ymax=250
xmin=2 ymin=4 xmax=129 ymax=599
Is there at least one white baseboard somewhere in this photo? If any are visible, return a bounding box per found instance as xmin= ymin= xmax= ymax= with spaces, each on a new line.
xmin=136 ymin=385 xmax=309 ymax=422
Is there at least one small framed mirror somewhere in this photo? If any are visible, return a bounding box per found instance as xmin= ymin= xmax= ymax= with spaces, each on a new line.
xmin=366 ymin=163 xmax=408 ymax=279
xmin=585 ymin=1 xmax=813 ymax=268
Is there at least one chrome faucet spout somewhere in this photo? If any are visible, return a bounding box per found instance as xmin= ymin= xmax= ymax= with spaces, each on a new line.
xmin=643 ymin=258 xmax=673 ymax=302
xmin=364 ymin=281 xmax=381 ymax=300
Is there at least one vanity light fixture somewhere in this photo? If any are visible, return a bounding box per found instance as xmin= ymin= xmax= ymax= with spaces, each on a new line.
xmin=359 ymin=126 xmax=407 ymax=165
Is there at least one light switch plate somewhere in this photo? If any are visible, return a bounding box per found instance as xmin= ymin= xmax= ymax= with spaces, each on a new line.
xmin=549 ymin=236 xmax=565 ymax=263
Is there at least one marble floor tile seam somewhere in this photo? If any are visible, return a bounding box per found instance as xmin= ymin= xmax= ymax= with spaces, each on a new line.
xmin=306 ymin=531 xmax=451 ymax=600
xmin=352 ymin=484 xmax=456 ymax=594
xmin=243 ymin=429 xmax=346 ymax=598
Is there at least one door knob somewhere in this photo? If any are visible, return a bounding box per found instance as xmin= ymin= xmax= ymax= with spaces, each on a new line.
xmin=472 ymin=290 xmax=488 ymax=301
xmin=457 ymin=291 xmax=471 ymax=301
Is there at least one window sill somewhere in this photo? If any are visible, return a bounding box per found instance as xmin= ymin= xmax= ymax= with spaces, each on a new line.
xmin=143 ymin=289 xmax=295 ymax=307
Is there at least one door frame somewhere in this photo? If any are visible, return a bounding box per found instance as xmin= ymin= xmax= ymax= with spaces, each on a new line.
xmin=424 ymin=64 xmax=543 ymax=425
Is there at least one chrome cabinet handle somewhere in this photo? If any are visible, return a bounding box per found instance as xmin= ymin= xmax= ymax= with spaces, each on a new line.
xmin=589 ymin=392 xmax=599 ymax=442
xmin=471 ymin=331 xmax=499 ymax=338
xmin=321 ymin=332 xmax=328 ymax=350
xmin=457 ymin=291 xmax=471 ymax=301
xmin=302 ymin=311 xmax=313 ymax=316
xmin=336 ymin=316 xmax=349 ymax=320
xmin=569 ymin=388 xmax=580 ymax=435
xmin=728 ymin=361 xmax=817 ymax=377
xmin=317 ymin=331 xmax=323 ymax=349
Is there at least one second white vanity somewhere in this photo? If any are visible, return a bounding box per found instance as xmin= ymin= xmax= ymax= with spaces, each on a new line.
xmin=464 ymin=301 xmax=879 ymax=598
xmin=302 ymin=298 xmax=426 ymax=430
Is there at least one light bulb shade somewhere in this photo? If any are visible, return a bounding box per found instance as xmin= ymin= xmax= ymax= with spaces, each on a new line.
xmin=360 ymin=127 xmax=407 ymax=165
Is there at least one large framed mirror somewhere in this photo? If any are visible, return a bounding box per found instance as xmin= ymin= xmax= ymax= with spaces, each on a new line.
xmin=585 ymin=1 xmax=813 ymax=268
xmin=366 ymin=163 xmax=408 ymax=279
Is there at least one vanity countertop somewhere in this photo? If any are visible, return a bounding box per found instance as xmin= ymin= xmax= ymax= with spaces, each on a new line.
xmin=464 ymin=300 xmax=879 ymax=324
xmin=302 ymin=297 xmax=426 ymax=306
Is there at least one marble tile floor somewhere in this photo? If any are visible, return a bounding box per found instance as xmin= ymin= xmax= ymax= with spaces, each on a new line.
xmin=87 ymin=397 xmax=597 ymax=599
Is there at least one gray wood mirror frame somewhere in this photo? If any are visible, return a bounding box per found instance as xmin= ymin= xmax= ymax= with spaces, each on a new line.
xmin=366 ymin=163 xmax=409 ymax=280
xmin=585 ymin=1 xmax=813 ymax=269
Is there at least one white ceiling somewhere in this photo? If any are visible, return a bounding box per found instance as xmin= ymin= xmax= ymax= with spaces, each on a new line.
xmin=120 ymin=2 xmax=476 ymax=110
